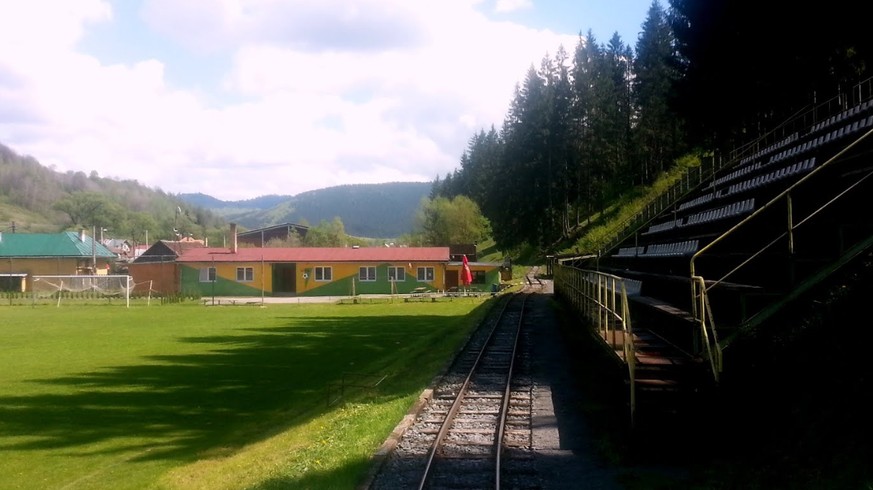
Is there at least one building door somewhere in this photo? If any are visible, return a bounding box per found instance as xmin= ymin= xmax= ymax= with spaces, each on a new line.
xmin=445 ymin=269 xmax=459 ymax=289
xmin=272 ymin=263 xmax=296 ymax=295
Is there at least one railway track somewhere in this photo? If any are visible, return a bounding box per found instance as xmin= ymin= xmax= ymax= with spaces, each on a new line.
xmin=526 ymin=266 xmax=544 ymax=288
xmin=368 ymin=285 xmax=539 ymax=489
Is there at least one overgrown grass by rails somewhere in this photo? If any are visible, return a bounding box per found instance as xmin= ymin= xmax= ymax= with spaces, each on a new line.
xmin=0 ymin=298 xmax=495 ymax=489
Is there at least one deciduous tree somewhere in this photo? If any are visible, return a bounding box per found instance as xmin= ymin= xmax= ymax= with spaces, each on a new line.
xmin=417 ymin=195 xmax=489 ymax=246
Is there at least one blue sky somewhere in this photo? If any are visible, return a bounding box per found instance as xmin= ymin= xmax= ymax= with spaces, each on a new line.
xmin=0 ymin=0 xmax=653 ymax=201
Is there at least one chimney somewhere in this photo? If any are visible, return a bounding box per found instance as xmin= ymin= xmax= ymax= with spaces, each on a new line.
xmin=230 ymin=223 xmax=238 ymax=253
xmin=79 ymin=228 xmax=86 ymax=242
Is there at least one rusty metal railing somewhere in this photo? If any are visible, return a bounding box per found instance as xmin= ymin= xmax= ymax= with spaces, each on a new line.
xmin=690 ymin=125 xmax=873 ymax=382
xmin=553 ymin=263 xmax=637 ymax=425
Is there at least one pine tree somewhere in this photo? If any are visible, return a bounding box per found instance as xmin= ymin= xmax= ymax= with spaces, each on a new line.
xmin=572 ymin=31 xmax=610 ymax=217
xmin=633 ymin=0 xmax=683 ymax=184
xmin=461 ymin=126 xmax=503 ymax=224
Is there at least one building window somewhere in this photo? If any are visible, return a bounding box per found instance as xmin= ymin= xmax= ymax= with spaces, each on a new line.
xmin=472 ymin=270 xmax=486 ymax=284
xmin=359 ymin=266 xmax=376 ymax=282
xmin=417 ymin=266 xmax=434 ymax=282
xmin=236 ymin=267 xmax=254 ymax=282
xmin=314 ymin=266 xmax=332 ymax=281
xmin=387 ymin=266 xmax=405 ymax=281
xmin=199 ymin=267 xmax=216 ymax=282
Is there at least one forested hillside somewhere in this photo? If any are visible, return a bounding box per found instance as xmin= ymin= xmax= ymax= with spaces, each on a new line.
xmin=1 ymin=142 xmax=430 ymax=242
xmin=0 ymin=142 xmax=224 ymax=243
xmin=434 ymin=2 xmax=684 ymax=250
xmin=433 ymin=0 xmax=873 ymax=255
xmin=181 ymin=182 xmax=431 ymax=238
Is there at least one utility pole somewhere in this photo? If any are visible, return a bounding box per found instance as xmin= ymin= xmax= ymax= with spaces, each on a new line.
xmin=91 ymin=225 xmax=97 ymax=273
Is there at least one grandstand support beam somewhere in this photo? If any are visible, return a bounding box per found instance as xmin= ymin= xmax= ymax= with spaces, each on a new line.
xmin=787 ymin=193 xmax=795 ymax=254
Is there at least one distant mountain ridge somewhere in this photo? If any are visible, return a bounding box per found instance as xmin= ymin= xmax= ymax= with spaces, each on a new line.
xmin=0 ymin=141 xmax=430 ymax=239
xmin=180 ymin=193 xmax=290 ymax=211
xmin=180 ymin=182 xmax=431 ymax=238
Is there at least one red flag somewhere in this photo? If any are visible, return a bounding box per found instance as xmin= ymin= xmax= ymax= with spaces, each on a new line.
xmin=461 ymin=254 xmax=473 ymax=286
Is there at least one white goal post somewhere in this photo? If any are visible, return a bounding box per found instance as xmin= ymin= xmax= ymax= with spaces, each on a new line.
xmin=31 ymin=275 xmax=133 ymax=307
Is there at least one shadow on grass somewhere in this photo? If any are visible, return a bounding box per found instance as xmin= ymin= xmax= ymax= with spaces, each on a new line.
xmin=0 ymin=304 xmax=493 ymax=470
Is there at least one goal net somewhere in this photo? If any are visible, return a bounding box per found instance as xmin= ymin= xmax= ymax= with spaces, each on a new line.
xmin=32 ymin=275 xmax=133 ymax=307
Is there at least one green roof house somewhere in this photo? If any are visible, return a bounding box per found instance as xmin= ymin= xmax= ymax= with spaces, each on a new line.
xmin=0 ymin=230 xmax=117 ymax=292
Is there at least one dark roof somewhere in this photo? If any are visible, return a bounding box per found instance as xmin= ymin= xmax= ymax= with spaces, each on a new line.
xmin=237 ymin=223 xmax=309 ymax=238
xmin=176 ymin=246 xmax=450 ymax=263
xmin=133 ymin=240 xmax=207 ymax=263
xmin=449 ymin=244 xmax=477 ymax=262
xmin=0 ymin=232 xmax=116 ymax=258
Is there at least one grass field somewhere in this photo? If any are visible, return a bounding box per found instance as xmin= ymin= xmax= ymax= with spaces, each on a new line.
xmin=0 ymin=297 xmax=495 ymax=489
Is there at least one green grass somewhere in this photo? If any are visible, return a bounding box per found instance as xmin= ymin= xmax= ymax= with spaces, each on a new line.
xmin=559 ymin=154 xmax=702 ymax=256
xmin=0 ymin=298 xmax=495 ymax=489
xmin=0 ymin=200 xmax=59 ymax=233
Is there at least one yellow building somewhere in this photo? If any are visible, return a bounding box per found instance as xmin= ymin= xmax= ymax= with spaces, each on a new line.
xmin=175 ymin=246 xmax=460 ymax=297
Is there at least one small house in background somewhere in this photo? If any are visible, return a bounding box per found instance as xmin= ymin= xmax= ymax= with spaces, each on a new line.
xmin=445 ymin=259 xmax=502 ymax=291
xmin=449 ymin=244 xmax=477 ymax=262
xmin=102 ymin=239 xmax=133 ymax=262
xmin=0 ymin=230 xmax=116 ymax=292
xmin=237 ymin=223 xmax=309 ymax=247
xmin=127 ymin=239 xmax=207 ymax=295
xmin=132 ymin=244 xmax=149 ymax=260
xmin=446 ymin=244 xmax=503 ymax=290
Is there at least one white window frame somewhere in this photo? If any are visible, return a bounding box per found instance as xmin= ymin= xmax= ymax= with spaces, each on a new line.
xmin=417 ymin=266 xmax=434 ymax=282
xmin=314 ymin=266 xmax=332 ymax=281
xmin=359 ymin=266 xmax=377 ymax=282
xmin=236 ymin=267 xmax=254 ymax=282
xmin=387 ymin=266 xmax=405 ymax=281
xmin=199 ymin=267 xmax=216 ymax=282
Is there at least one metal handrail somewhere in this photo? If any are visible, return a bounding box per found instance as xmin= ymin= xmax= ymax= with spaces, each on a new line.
xmin=691 ymin=126 xmax=873 ymax=281
xmin=595 ymin=159 xmax=721 ymax=257
xmin=691 ymin=275 xmax=721 ymax=381
xmin=553 ymin=264 xmax=636 ymax=425
xmin=590 ymin=76 xmax=873 ymax=259
xmin=689 ymin=126 xmax=873 ymax=381
xmin=559 ymin=78 xmax=873 ymax=396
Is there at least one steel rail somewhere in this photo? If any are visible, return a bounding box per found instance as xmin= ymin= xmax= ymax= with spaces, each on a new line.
xmin=494 ymin=293 xmax=529 ymax=490
xmin=417 ymin=290 xmax=529 ymax=490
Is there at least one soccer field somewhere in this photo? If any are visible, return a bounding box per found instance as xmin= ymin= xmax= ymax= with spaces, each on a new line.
xmin=0 ymin=299 xmax=492 ymax=489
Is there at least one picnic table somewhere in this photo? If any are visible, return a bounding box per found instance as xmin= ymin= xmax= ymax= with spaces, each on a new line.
xmin=445 ymin=286 xmax=483 ymax=297
xmin=405 ymin=287 xmax=434 ymax=302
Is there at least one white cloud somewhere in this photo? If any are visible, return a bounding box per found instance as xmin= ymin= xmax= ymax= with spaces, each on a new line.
xmin=0 ymin=0 xmax=111 ymax=53
xmin=494 ymin=0 xmax=533 ymax=13
xmin=0 ymin=0 xmax=576 ymax=200
xmin=141 ymin=0 xmax=428 ymax=54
